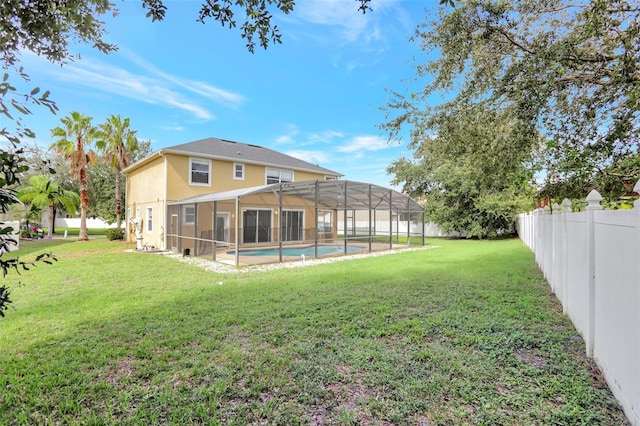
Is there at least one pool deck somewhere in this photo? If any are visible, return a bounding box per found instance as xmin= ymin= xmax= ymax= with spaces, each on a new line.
xmin=194 ymin=242 xmax=422 ymax=267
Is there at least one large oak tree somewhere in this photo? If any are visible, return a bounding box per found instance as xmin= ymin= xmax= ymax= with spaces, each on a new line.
xmin=384 ymin=0 xmax=640 ymax=234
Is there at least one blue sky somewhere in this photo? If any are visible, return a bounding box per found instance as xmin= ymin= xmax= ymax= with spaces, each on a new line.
xmin=12 ymin=0 xmax=438 ymax=188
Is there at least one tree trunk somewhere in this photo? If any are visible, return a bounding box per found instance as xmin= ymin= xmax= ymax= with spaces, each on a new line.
xmin=47 ymin=201 xmax=54 ymax=239
xmin=115 ymin=167 xmax=122 ymax=229
xmin=79 ymin=167 xmax=89 ymax=241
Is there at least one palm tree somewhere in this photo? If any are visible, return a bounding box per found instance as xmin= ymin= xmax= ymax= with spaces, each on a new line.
xmin=50 ymin=111 xmax=97 ymax=241
xmin=17 ymin=175 xmax=79 ymax=239
xmin=96 ymin=115 xmax=139 ymax=229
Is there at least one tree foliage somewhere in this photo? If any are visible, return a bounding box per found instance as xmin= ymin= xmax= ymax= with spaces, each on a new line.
xmin=17 ymin=175 xmax=79 ymax=238
xmin=384 ymin=0 xmax=640 ymax=235
xmin=96 ymin=115 xmax=139 ymax=228
xmin=387 ymin=103 xmax=536 ymax=237
xmin=86 ymin=162 xmax=120 ymax=224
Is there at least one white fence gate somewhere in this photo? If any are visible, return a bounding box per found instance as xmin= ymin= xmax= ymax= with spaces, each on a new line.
xmin=517 ymin=187 xmax=640 ymax=425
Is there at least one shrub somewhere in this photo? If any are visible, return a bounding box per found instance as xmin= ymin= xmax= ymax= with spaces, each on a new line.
xmin=105 ymin=228 xmax=124 ymax=241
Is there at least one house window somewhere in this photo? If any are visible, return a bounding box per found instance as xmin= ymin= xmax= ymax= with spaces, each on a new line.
xmin=266 ymin=168 xmax=293 ymax=184
xmin=184 ymin=205 xmax=195 ymax=225
xmin=146 ymin=207 xmax=153 ymax=232
xmin=234 ymin=163 xmax=245 ymax=180
xmin=189 ymin=158 xmax=211 ymax=185
xmin=325 ymin=176 xmax=337 ymax=180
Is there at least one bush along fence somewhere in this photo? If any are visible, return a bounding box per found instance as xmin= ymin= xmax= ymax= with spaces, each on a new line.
xmin=517 ymin=184 xmax=640 ymax=426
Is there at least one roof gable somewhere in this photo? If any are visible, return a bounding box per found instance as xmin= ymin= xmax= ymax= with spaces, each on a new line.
xmin=160 ymin=137 xmax=341 ymax=176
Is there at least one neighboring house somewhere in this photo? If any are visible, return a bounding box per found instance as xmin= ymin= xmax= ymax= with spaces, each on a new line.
xmin=123 ymin=137 xmax=342 ymax=250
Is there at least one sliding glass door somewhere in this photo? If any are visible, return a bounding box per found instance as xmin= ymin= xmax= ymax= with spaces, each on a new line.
xmin=243 ymin=209 xmax=272 ymax=243
xmin=281 ymin=210 xmax=304 ymax=241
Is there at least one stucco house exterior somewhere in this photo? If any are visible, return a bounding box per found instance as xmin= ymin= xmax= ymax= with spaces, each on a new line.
xmin=124 ymin=137 xmax=341 ymax=247
xmin=124 ymin=137 xmax=425 ymax=266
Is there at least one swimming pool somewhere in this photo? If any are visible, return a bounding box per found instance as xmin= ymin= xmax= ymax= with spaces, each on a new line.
xmin=227 ymin=244 xmax=366 ymax=257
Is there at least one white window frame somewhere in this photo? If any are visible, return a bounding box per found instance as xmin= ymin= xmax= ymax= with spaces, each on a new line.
xmin=189 ymin=157 xmax=211 ymax=186
xmin=233 ymin=163 xmax=245 ymax=180
xmin=183 ymin=205 xmax=195 ymax=225
xmin=266 ymin=168 xmax=294 ymax=184
xmin=146 ymin=207 xmax=153 ymax=233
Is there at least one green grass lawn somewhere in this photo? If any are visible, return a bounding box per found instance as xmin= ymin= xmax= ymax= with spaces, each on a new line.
xmin=0 ymin=238 xmax=627 ymax=424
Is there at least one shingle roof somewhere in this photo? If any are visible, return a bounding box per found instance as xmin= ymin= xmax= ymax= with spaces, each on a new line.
xmin=162 ymin=137 xmax=341 ymax=176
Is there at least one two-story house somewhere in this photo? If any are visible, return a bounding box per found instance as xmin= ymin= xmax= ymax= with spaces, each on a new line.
xmin=124 ymin=137 xmax=425 ymax=266
xmin=124 ymin=137 xmax=340 ymax=246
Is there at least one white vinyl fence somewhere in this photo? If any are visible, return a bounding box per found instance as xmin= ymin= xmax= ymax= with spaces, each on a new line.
xmin=2 ymin=221 xmax=20 ymax=251
xmin=54 ymin=217 xmax=120 ymax=229
xmin=517 ymin=188 xmax=640 ymax=426
xmin=338 ymin=220 xmax=461 ymax=238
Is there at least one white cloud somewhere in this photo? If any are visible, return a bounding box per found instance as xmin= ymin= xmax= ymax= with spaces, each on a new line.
xmin=124 ymin=51 xmax=246 ymax=109
xmin=159 ymin=125 xmax=185 ymax=131
xmin=275 ymin=124 xmax=300 ymax=144
xmin=30 ymin=50 xmax=246 ymax=121
xmin=45 ymin=59 xmax=215 ymax=120
xmin=275 ymin=126 xmax=343 ymax=147
xmin=336 ymin=135 xmax=393 ymax=153
xmin=285 ymin=150 xmax=331 ymax=165
xmin=291 ymin=0 xmax=406 ymax=48
xmin=304 ymin=130 xmax=345 ymax=144
xmin=295 ymin=0 xmax=369 ymax=42
xmin=276 ymin=0 xmax=416 ymax=72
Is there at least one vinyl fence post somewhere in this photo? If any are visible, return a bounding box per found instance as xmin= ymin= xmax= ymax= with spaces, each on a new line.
xmin=585 ymin=189 xmax=602 ymax=358
xmin=561 ymin=198 xmax=571 ymax=315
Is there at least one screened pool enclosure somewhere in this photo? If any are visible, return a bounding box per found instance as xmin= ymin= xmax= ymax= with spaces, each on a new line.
xmin=166 ymin=180 xmax=425 ymax=267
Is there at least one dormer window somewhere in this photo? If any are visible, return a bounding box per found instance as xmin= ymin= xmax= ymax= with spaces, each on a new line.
xmin=189 ymin=158 xmax=211 ymax=186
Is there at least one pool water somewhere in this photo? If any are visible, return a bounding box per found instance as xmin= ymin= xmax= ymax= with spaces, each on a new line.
xmin=227 ymin=244 xmax=366 ymax=257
